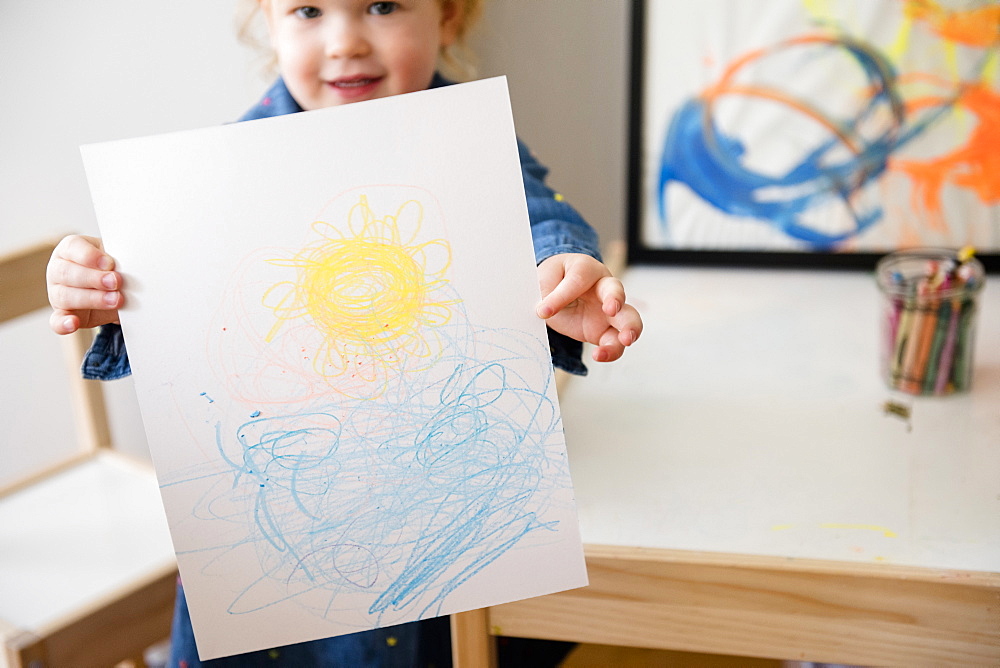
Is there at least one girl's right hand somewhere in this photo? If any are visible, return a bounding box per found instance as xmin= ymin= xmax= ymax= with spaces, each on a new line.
xmin=46 ymin=234 xmax=123 ymax=335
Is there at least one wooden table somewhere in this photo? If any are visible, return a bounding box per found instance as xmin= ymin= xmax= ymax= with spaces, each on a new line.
xmin=452 ymin=265 xmax=1000 ymax=666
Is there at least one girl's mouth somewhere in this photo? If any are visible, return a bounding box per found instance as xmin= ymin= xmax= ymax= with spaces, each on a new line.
xmin=332 ymin=77 xmax=380 ymax=88
xmin=328 ymin=76 xmax=383 ymax=99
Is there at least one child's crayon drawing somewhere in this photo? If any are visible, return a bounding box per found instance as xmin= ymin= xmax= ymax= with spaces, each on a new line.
xmin=184 ymin=187 xmax=571 ymax=627
xmin=81 ymin=78 xmax=588 ymax=659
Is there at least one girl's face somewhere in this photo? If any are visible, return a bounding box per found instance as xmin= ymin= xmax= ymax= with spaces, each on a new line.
xmin=261 ymin=0 xmax=462 ymax=110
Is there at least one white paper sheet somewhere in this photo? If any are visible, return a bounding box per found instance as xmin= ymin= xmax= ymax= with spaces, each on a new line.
xmin=81 ymin=77 xmax=587 ymax=660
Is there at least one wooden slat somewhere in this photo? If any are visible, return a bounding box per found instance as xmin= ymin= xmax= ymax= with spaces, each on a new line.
xmin=0 ymin=615 xmax=28 ymax=668
xmin=0 ymin=240 xmax=57 ymax=323
xmin=451 ymin=609 xmax=497 ymax=668
xmin=561 ymin=644 xmax=781 ymax=667
xmin=0 ymin=237 xmax=114 ymax=498
xmin=486 ymin=545 xmax=1000 ymax=667
xmin=0 ymin=450 xmax=95 ymax=499
xmin=62 ymin=330 xmax=113 ymax=452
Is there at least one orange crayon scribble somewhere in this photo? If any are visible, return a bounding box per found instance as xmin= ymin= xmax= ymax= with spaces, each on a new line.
xmin=902 ymin=0 xmax=1000 ymax=48
xmin=890 ymin=83 xmax=1000 ymax=230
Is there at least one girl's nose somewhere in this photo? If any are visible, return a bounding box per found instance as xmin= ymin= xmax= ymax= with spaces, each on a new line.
xmin=324 ymin=17 xmax=370 ymax=59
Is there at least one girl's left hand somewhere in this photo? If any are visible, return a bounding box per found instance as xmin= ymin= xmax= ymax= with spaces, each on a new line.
xmin=536 ymin=253 xmax=642 ymax=362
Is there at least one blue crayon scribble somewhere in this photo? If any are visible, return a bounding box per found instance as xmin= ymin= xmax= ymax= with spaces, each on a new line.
xmin=182 ymin=322 xmax=566 ymax=627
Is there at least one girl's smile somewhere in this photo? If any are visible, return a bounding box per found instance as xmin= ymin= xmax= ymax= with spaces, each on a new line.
xmin=327 ymin=75 xmax=385 ymax=100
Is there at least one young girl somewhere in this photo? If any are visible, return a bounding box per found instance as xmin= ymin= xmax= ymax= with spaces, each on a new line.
xmin=46 ymin=1 xmax=642 ymax=665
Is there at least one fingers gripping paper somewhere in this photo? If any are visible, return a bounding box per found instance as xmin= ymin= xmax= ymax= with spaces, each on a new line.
xmin=81 ymin=78 xmax=587 ymax=660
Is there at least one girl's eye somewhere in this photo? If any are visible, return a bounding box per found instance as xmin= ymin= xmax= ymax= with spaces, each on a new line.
xmin=368 ymin=2 xmax=398 ymax=15
xmin=293 ymin=6 xmax=322 ymax=19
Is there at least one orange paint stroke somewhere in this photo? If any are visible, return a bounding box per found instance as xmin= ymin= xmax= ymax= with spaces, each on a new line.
xmin=902 ymin=0 xmax=1000 ymax=49
xmin=890 ymin=83 xmax=1000 ymax=231
xmin=710 ymin=34 xmax=888 ymax=109
xmin=700 ymin=33 xmax=901 ymax=199
xmin=714 ymin=85 xmax=863 ymax=154
xmin=703 ymin=34 xmax=902 ymax=142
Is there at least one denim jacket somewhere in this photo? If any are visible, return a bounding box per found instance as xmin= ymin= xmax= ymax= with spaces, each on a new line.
xmin=83 ymin=75 xmax=601 ymax=380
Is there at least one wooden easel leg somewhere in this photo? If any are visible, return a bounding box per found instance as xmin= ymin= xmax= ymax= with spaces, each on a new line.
xmin=450 ymin=609 xmax=496 ymax=668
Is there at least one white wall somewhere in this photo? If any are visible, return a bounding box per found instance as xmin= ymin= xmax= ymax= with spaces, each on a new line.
xmin=0 ymin=1 xmax=631 ymax=472
xmin=0 ymin=1 xmax=265 ymax=476
xmin=472 ymin=1 xmax=631 ymax=248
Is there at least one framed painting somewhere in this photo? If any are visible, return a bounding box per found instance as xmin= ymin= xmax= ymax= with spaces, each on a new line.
xmin=627 ymin=0 xmax=1000 ymax=270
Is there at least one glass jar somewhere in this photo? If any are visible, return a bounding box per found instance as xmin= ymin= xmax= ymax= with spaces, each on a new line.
xmin=875 ymin=248 xmax=985 ymax=396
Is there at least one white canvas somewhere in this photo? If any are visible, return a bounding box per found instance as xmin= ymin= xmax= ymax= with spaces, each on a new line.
xmin=81 ymin=77 xmax=588 ymax=660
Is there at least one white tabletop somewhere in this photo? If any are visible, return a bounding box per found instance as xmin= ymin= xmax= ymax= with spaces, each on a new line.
xmin=560 ymin=265 xmax=999 ymax=572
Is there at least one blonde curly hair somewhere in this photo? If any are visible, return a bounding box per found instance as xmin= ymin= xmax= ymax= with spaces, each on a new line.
xmin=237 ymin=0 xmax=485 ymax=81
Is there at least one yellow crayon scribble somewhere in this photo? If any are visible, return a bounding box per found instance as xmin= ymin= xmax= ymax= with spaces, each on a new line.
xmin=772 ymin=523 xmax=898 ymax=538
xmin=263 ymin=194 xmax=457 ymax=385
xmin=820 ymin=523 xmax=898 ymax=538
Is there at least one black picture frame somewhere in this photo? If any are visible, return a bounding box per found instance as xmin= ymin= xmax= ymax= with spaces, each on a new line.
xmin=625 ymin=0 xmax=999 ymax=272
